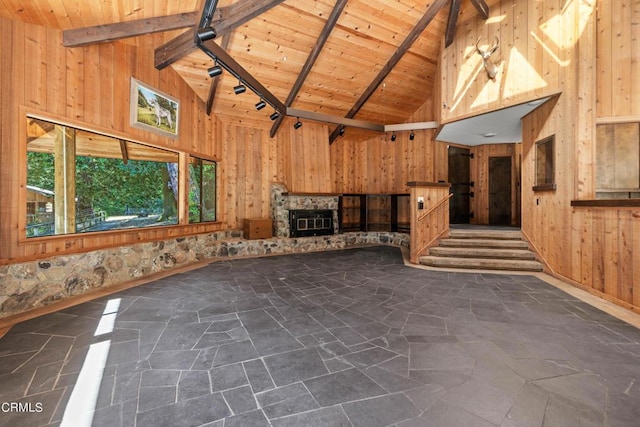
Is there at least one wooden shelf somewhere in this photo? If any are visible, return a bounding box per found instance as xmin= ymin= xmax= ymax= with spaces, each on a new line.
xmin=339 ymin=194 xmax=410 ymax=233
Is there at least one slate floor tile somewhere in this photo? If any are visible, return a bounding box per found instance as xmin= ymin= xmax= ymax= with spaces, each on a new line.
xmin=1 ymin=247 xmax=640 ymax=427
xmin=263 ymin=347 xmax=329 ymax=386
xmin=342 ymin=392 xmax=422 ymax=427
xmin=304 ymin=368 xmax=386 ymax=406
xmin=212 ymin=340 xmax=259 ymax=367
xmin=222 ymin=385 xmax=257 ymax=414
xmin=249 ymin=328 xmax=303 ymax=356
xmin=270 ymin=405 xmax=351 ymax=427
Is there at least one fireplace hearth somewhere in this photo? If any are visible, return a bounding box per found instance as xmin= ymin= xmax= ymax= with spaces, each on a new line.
xmin=270 ymin=183 xmax=339 ymax=238
xmin=289 ymin=209 xmax=334 ymax=237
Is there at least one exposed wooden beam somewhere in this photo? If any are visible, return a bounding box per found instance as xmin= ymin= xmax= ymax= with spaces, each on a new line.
xmin=468 ymin=0 xmax=490 ymax=20
xmin=269 ymin=0 xmax=349 ymax=138
xmin=155 ymin=0 xmax=287 ymax=70
xmin=287 ymin=108 xmax=385 ymax=132
xmin=63 ymin=12 xmax=199 ymax=47
xmin=445 ymin=0 xmax=462 ymax=48
xmin=200 ymin=39 xmax=287 ymax=114
xmin=205 ymin=34 xmax=231 ymax=116
xmin=329 ymin=0 xmax=448 ymax=143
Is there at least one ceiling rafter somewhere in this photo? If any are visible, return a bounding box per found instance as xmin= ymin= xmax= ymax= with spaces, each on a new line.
xmin=205 ymin=34 xmax=231 ymax=115
xmin=469 ymin=0 xmax=490 ymax=20
xmin=62 ymin=12 xmax=199 ymax=47
xmin=155 ymin=0 xmax=287 ymax=70
xmin=199 ymin=39 xmax=287 ymax=114
xmin=328 ymin=0 xmax=449 ymax=144
xmin=269 ymin=0 xmax=349 ymax=138
xmin=445 ymin=0 xmax=462 ymax=48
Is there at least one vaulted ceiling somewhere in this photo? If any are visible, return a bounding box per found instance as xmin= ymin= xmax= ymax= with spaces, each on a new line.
xmin=1 ymin=0 xmax=498 ymax=138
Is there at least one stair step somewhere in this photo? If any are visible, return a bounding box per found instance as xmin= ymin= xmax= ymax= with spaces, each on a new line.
xmin=440 ymin=238 xmax=530 ymax=249
xmin=429 ymin=247 xmax=536 ymax=260
xmin=449 ymin=229 xmax=522 ymax=240
xmin=419 ymin=256 xmax=544 ymax=272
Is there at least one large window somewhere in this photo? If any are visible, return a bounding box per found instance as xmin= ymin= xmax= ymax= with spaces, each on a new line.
xmin=596 ymin=122 xmax=640 ymax=199
xmin=26 ymin=117 xmax=180 ymax=237
xmin=189 ymin=156 xmax=217 ymax=223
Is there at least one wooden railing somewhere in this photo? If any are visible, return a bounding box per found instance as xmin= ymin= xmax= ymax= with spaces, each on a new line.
xmin=408 ymin=182 xmax=451 ymax=264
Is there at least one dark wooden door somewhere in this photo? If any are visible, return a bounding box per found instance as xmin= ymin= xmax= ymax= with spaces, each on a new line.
xmin=489 ymin=156 xmax=512 ymax=225
xmin=448 ymin=146 xmax=471 ymax=224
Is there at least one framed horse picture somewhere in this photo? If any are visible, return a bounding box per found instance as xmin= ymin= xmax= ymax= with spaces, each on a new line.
xmin=130 ymin=78 xmax=180 ymax=138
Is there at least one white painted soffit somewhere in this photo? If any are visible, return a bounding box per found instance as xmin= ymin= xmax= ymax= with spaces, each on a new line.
xmin=435 ymin=96 xmax=554 ymax=146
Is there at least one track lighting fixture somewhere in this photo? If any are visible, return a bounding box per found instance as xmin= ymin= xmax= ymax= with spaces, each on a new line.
xmin=391 ymin=132 xmax=396 ymax=142
xmin=255 ymin=100 xmax=266 ymax=111
xmin=208 ymin=63 xmax=222 ymax=78
xmin=196 ymin=27 xmax=217 ymax=42
xmin=233 ymin=81 xmax=246 ymax=95
xmin=270 ymin=111 xmax=280 ymax=121
xmin=409 ymin=131 xmax=415 ymax=141
xmin=339 ymin=126 xmax=345 ymax=136
xmin=294 ymin=118 xmax=302 ymax=129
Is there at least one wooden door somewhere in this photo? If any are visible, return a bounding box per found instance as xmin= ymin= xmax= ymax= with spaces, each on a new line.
xmin=489 ymin=156 xmax=512 ymax=225
xmin=448 ymin=146 xmax=471 ymax=223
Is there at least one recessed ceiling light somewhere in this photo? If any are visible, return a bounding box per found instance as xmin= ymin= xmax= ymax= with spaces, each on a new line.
xmin=483 ymin=132 xmax=498 ymax=138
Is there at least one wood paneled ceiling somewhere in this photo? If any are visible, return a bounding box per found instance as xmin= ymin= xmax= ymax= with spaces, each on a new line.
xmin=1 ymin=0 xmax=496 ymax=136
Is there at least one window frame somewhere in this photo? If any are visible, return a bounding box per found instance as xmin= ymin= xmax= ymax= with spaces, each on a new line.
xmin=532 ymin=135 xmax=556 ymax=192
xmin=20 ymin=111 xmax=220 ymax=243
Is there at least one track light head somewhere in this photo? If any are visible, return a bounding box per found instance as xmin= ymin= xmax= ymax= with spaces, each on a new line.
xmin=409 ymin=131 xmax=415 ymax=141
xmin=391 ymin=132 xmax=397 ymax=142
xmin=339 ymin=126 xmax=345 ymax=136
xmin=270 ymin=111 xmax=280 ymax=121
xmin=255 ymin=100 xmax=266 ymax=111
xmin=208 ymin=64 xmax=222 ymax=78
xmin=233 ymin=83 xmax=246 ymax=95
xmin=294 ymin=119 xmax=302 ymax=129
xmin=196 ymin=27 xmax=217 ymax=42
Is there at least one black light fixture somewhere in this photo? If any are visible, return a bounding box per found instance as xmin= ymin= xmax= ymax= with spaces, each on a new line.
xmin=196 ymin=26 xmax=217 ymax=42
xmin=391 ymin=132 xmax=397 ymax=142
xmin=208 ymin=62 xmax=223 ymax=78
xmin=255 ymin=100 xmax=266 ymax=110
xmin=233 ymin=81 xmax=246 ymax=95
xmin=270 ymin=111 xmax=280 ymax=121
xmin=339 ymin=126 xmax=345 ymax=136
xmin=409 ymin=131 xmax=415 ymax=141
xmin=293 ymin=118 xmax=302 ymax=129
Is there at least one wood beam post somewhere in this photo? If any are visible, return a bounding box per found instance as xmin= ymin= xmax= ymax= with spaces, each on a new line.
xmin=63 ymin=12 xmax=199 ymax=47
xmin=445 ymin=0 xmax=462 ymax=48
xmin=54 ymin=125 xmax=76 ymax=235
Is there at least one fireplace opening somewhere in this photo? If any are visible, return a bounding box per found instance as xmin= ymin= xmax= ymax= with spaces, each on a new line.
xmin=289 ymin=209 xmax=334 ymax=237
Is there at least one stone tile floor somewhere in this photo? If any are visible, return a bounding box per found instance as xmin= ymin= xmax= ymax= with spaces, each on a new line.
xmin=1 ymin=246 xmax=640 ymax=426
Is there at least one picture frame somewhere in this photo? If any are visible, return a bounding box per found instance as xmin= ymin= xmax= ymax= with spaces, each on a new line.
xmin=130 ymin=78 xmax=179 ymax=138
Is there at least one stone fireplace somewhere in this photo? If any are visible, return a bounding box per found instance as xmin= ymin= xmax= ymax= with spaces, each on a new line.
xmin=270 ymin=183 xmax=339 ymax=238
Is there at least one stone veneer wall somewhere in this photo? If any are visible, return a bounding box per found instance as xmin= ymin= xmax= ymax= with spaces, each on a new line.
xmin=270 ymin=183 xmax=339 ymax=238
xmin=0 ymin=230 xmax=409 ymax=319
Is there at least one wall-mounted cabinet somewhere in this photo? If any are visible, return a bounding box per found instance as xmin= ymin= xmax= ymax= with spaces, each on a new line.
xmin=339 ymin=194 xmax=409 ymax=232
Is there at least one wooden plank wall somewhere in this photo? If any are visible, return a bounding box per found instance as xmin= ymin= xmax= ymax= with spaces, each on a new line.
xmin=330 ymin=100 xmax=447 ymax=194
xmin=441 ymin=0 xmax=640 ymax=312
xmin=440 ymin=0 xmax=568 ymax=123
xmin=596 ymin=0 xmax=640 ymax=119
xmin=0 ymin=18 xmax=333 ymax=264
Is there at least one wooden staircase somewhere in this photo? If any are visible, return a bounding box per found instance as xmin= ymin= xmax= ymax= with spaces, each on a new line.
xmin=419 ymin=228 xmax=544 ymax=272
